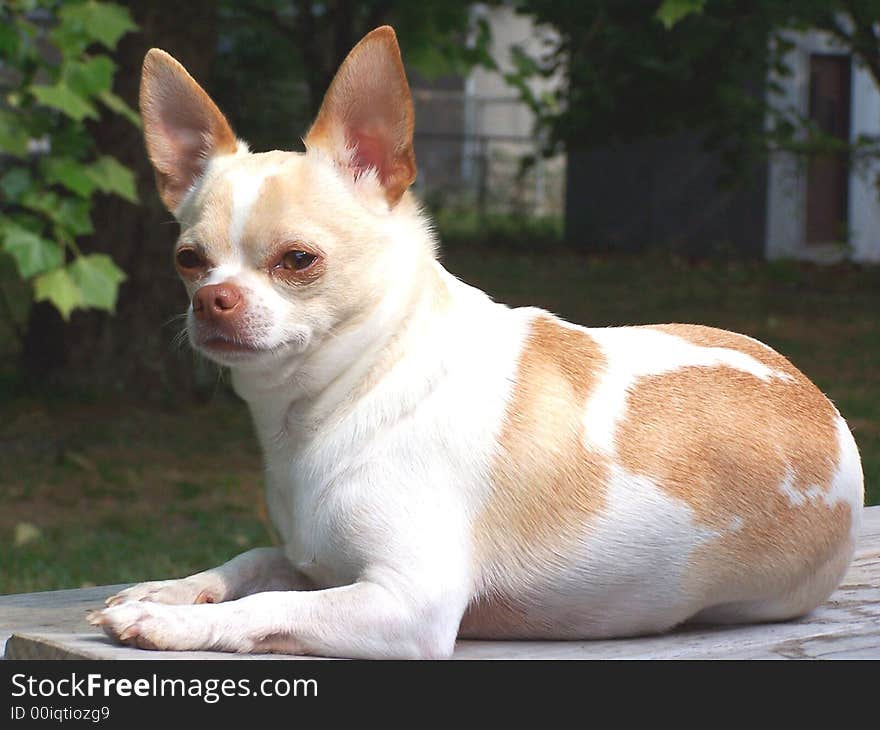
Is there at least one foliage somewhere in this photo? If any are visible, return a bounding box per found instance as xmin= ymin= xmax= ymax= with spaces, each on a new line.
xmin=216 ymin=0 xmax=496 ymax=124
xmin=509 ymin=1 xmax=880 ymax=186
xmin=0 ymin=0 xmax=138 ymax=328
xmin=655 ymin=0 xmax=706 ymax=29
xmin=435 ymin=206 xmax=563 ymax=250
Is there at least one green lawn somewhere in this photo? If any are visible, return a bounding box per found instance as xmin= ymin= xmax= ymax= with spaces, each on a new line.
xmin=1 ymin=399 xmax=269 ymax=595
xmin=1 ymin=249 xmax=877 ymax=595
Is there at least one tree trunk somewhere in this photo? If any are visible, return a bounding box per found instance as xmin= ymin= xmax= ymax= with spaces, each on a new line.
xmin=22 ymin=0 xmax=222 ymax=399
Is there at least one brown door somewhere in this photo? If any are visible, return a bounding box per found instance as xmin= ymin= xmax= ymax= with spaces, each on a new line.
xmin=806 ymin=54 xmax=851 ymax=245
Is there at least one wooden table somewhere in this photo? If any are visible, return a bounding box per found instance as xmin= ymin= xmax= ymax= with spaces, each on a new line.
xmin=3 ymin=506 xmax=878 ymax=660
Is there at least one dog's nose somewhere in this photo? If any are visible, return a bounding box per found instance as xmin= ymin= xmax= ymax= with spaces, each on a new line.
xmin=192 ymin=283 xmax=242 ymax=320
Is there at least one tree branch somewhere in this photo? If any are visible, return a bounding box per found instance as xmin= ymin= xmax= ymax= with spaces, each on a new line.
xmin=829 ymin=1 xmax=880 ymax=89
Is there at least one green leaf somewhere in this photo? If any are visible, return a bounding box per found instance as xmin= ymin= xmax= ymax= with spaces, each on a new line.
xmin=55 ymin=198 xmax=94 ymax=237
xmin=22 ymin=191 xmax=94 ymax=237
xmin=64 ymin=55 xmax=115 ymax=98
xmin=30 ymin=82 xmax=99 ymax=121
xmin=20 ymin=190 xmax=60 ymax=220
xmin=98 ymin=90 xmax=141 ymax=128
xmin=87 ymin=155 xmax=137 ymax=203
xmin=0 ymin=19 xmax=20 ymax=58
xmin=2 ymin=223 xmax=64 ymax=278
xmin=42 ymin=157 xmax=97 ymax=198
xmin=69 ymin=253 xmax=126 ymax=311
xmin=0 ymin=110 xmax=31 ymax=157
xmin=656 ymin=0 xmax=706 ymax=29
xmin=50 ymin=14 xmax=88 ymax=56
xmin=34 ymin=267 xmax=82 ymax=320
xmin=0 ymin=168 xmax=32 ymax=202
xmin=57 ymin=1 xmax=138 ymax=51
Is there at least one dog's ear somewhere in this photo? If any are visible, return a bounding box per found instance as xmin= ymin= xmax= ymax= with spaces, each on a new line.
xmin=305 ymin=26 xmax=416 ymax=207
xmin=140 ymin=49 xmax=238 ymax=212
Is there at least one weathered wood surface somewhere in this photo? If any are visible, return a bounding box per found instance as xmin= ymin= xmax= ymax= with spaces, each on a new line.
xmin=3 ymin=506 xmax=878 ymax=660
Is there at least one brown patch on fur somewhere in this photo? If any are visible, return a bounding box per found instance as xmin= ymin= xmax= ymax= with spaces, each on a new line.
xmin=616 ymin=325 xmax=851 ymax=603
xmin=140 ymin=49 xmax=238 ymax=211
xmin=238 ymin=159 xmax=316 ymax=268
xmin=305 ymin=27 xmax=416 ymax=206
xmin=177 ymin=175 xmax=236 ymax=274
xmin=459 ymin=592 xmax=548 ymax=639
xmin=465 ymin=315 xmax=608 ymax=632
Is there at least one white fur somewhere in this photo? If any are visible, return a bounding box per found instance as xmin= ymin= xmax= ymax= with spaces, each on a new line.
xmin=580 ymin=325 xmax=793 ymax=455
xmin=99 ymin=257 xmax=536 ymax=657
xmin=227 ymin=166 xmax=273 ymax=247
xmin=491 ymin=464 xmax=721 ymax=639
xmin=93 ymin=38 xmax=863 ymax=658
xmin=95 ymin=152 xmax=863 ymax=655
xmin=777 ymin=417 xmax=863 ymax=527
xmin=95 ymin=243 xmax=860 ymax=655
xmin=173 ymin=142 xmax=250 ymax=221
xmin=778 ymin=466 xmax=824 ymax=506
xmin=831 ymin=416 xmax=865 ymax=541
xmin=202 ymin=263 xmax=242 ymax=286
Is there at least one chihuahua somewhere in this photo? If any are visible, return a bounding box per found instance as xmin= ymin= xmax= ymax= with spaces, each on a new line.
xmin=89 ymin=26 xmax=864 ymax=658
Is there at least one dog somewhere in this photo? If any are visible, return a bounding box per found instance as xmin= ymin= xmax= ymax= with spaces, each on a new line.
xmin=89 ymin=26 xmax=864 ymax=658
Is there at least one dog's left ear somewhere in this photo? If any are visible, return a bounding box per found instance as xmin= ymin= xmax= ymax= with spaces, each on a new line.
xmin=305 ymin=26 xmax=416 ymax=207
xmin=140 ymin=49 xmax=239 ymax=212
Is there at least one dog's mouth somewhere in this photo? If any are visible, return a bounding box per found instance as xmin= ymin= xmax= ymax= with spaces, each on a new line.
xmin=188 ymin=319 xmax=311 ymax=365
xmin=190 ymin=328 xmax=271 ymax=361
xmin=201 ymin=335 xmax=263 ymax=354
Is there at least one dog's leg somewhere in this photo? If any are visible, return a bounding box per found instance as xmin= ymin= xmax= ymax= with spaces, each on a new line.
xmin=91 ymin=578 xmax=465 ymax=659
xmin=103 ymin=547 xmax=309 ymax=607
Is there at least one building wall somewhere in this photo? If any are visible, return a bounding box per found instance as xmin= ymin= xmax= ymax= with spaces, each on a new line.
xmin=849 ymin=63 xmax=880 ymax=263
xmin=410 ymin=6 xmax=565 ymax=216
xmin=467 ymin=5 xmax=565 ymax=216
xmin=766 ymin=29 xmax=880 ymax=263
xmin=566 ymin=26 xmax=880 ymax=262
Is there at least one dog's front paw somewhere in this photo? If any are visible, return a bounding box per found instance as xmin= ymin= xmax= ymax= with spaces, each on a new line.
xmin=87 ymin=603 xmax=209 ymax=651
xmin=105 ymin=577 xmax=222 ymax=608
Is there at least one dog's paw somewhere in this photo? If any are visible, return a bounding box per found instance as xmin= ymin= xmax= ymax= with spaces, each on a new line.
xmin=87 ymin=603 xmax=208 ymax=651
xmin=105 ymin=577 xmax=222 ymax=608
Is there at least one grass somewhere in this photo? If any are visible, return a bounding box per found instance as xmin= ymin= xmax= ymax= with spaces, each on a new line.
xmin=1 ymin=248 xmax=878 ymax=595
xmin=1 ymin=398 xmax=269 ymax=595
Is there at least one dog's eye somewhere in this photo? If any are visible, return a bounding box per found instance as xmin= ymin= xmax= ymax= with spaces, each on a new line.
xmin=280 ymin=250 xmax=318 ymax=271
xmin=176 ymin=248 xmax=205 ymax=272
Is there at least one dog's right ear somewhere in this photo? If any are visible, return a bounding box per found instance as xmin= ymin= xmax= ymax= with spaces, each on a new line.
xmin=304 ymin=26 xmax=416 ymax=208
xmin=140 ymin=49 xmax=238 ymax=213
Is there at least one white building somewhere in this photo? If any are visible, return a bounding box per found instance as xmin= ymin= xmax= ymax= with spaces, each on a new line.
xmin=767 ymin=29 xmax=880 ymax=263
xmin=411 ymin=5 xmax=565 ymax=216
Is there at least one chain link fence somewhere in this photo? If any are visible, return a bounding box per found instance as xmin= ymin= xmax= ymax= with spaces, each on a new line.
xmin=411 ymin=88 xmax=564 ymax=219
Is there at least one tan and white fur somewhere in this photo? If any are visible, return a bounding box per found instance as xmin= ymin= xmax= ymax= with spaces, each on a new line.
xmin=89 ymin=27 xmax=864 ymax=658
